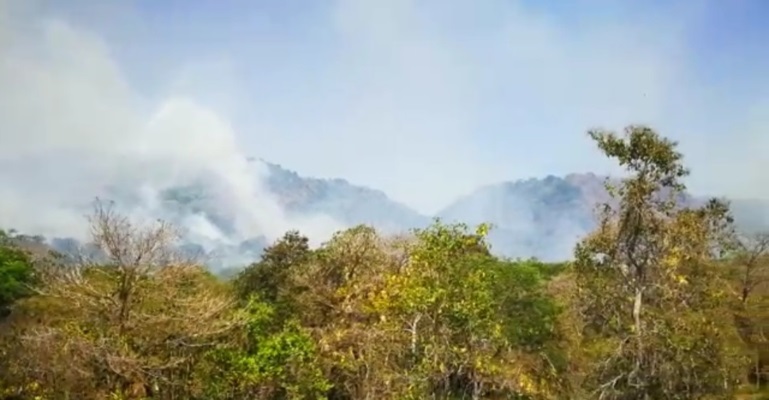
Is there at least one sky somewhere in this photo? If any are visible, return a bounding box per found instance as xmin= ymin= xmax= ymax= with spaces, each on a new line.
xmin=0 ymin=0 xmax=768 ymax=242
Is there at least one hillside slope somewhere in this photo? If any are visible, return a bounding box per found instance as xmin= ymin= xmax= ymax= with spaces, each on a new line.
xmin=262 ymin=161 xmax=430 ymax=233
xmin=16 ymin=162 xmax=769 ymax=268
xmin=437 ymin=173 xmax=769 ymax=260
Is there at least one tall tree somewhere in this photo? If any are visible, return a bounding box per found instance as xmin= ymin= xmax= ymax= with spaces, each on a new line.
xmin=731 ymin=232 xmax=769 ymax=387
xmin=574 ymin=125 xmax=746 ymax=399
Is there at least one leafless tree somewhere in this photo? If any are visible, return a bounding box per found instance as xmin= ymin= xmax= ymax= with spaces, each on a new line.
xmin=11 ymin=199 xmax=242 ymax=399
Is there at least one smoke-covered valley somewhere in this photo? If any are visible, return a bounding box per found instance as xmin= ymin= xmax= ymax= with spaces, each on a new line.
xmin=2 ymin=1 xmax=769 ymax=271
xmin=7 ymin=158 xmax=769 ymax=271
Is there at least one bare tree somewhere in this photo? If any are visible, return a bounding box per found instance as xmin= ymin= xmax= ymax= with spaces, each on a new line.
xmin=735 ymin=232 xmax=769 ymax=305
xmin=731 ymin=232 xmax=769 ymax=388
xmin=9 ymin=199 xmax=242 ymax=399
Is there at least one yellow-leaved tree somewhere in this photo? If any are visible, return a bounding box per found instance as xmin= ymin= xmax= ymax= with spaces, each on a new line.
xmin=573 ymin=125 xmax=747 ymax=399
xmin=0 ymin=201 xmax=243 ymax=400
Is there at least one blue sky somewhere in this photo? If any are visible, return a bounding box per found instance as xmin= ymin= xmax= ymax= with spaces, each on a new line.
xmin=1 ymin=0 xmax=768 ymax=225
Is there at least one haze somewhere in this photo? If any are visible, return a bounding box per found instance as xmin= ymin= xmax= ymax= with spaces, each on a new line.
xmin=1 ymin=0 xmax=767 ymax=247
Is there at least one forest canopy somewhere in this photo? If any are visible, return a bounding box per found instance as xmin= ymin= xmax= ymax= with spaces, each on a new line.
xmin=1 ymin=126 xmax=768 ymax=399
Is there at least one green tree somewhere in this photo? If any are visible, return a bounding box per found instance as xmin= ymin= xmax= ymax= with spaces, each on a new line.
xmin=573 ymin=125 xmax=746 ymax=399
xmin=367 ymin=222 xmax=566 ymax=399
xmin=198 ymin=299 xmax=330 ymax=400
xmin=234 ymin=230 xmax=312 ymax=320
xmin=0 ymin=229 xmax=35 ymax=318
xmin=209 ymin=232 xmax=331 ymax=400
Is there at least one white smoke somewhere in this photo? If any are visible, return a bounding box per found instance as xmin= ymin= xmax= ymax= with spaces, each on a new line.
xmin=0 ymin=5 xmax=344 ymax=260
xmin=1 ymin=0 xmax=766 ymax=267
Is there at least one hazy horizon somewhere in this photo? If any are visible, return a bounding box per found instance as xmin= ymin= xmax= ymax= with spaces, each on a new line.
xmin=1 ymin=0 xmax=767 ymax=251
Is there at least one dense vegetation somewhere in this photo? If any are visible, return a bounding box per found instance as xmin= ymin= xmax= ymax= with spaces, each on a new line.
xmin=1 ymin=126 xmax=768 ymax=399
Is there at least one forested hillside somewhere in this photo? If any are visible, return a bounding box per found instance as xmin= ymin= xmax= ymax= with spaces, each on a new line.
xmin=1 ymin=126 xmax=768 ymax=399
xmin=36 ymin=160 xmax=769 ymax=270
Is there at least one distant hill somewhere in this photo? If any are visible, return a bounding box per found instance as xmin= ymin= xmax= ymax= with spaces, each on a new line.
xmin=437 ymin=173 xmax=769 ymax=260
xmin=10 ymin=161 xmax=769 ymax=269
xmin=262 ymin=161 xmax=430 ymax=233
xmin=437 ymin=174 xmax=606 ymax=261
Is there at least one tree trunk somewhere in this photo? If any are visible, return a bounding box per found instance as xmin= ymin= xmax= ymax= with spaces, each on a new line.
xmin=633 ymin=286 xmax=649 ymax=399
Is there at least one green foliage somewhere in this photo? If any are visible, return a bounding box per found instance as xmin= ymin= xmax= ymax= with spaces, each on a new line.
xmin=235 ymin=230 xmax=311 ymax=321
xmin=492 ymin=260 xmax=560 ymax=349
xmin=201 ymin=299 xmax=330 ymax=400
xmin=363 ymin=222 xmax=567 ymax=399
xmin=0 ymin=230 xmax=35 ymax=318
xmin=575 ymin=125 xmax=748 ymax=399
xmin=1 ymin=125 xmax=766 ymax=399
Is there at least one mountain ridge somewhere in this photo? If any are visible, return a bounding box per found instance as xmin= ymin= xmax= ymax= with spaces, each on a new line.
xmin=262 ymin=162 xmax=768 ymax=260
xmin=8 ymin=160 xmax=769 ymax=268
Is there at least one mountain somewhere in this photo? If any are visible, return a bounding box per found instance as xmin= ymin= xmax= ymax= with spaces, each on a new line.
xmin=129 ymin=167 xmax=769 ymax=264
xmin=437 ymin=174 xmax=606 ymax=261
xmin=19 ymin=162 xmax=769 ymax=269
xmin=262 ymin=161 xmax=430 ymax=232
xmin=728 ymin=199 xmax=769 ymax=233
xmin=37 ymin=161 xmax=430 ymax=270
xmin=437 ymin=173 xmax=769 ymax=261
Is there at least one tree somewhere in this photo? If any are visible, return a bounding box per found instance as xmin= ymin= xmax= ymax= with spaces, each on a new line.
xmin=733 ymin=232 xmax=769 ymax=305
xmin=290 ymin=224 xmax=400 ymax=399
xmin=0 ymin=200 xmax=243 ymax=399
xmin=196 ymin=299 xmax=330 ymax=400
xmin=573 ymin=125 xmax=746 ymax=399
xmin=731 ymin=232 xmax=769 ymax=387
xmin=234 ymin=230 xmax=312 ymax=319
xmin=366 ymin=222 xmax=566 ymax=399
xmin=0 ymin=230 xmax=35 ymax=319
xmin=207 ymin=231 xmax=330 ymax=400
